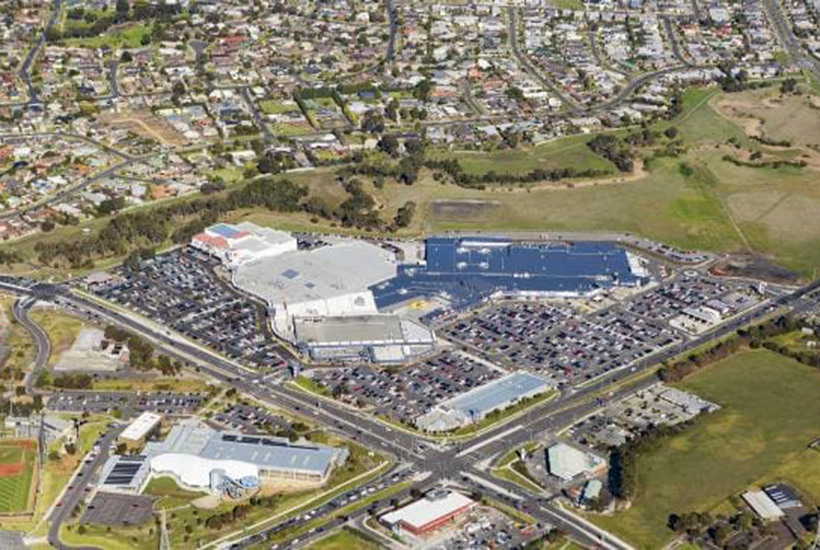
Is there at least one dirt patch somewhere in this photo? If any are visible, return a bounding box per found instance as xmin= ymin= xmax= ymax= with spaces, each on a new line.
xmin=713 ymin=96 xmax=765 ymax=138
xmin=98 ymin=110 xmax=187 ymax=147
xmin=431 ymin=199 xmax=501 ymax=219
xmin=710 ymin=253 xmax=801 ymax=285
xmin=0 ymin=461 xmax=23 ymax=477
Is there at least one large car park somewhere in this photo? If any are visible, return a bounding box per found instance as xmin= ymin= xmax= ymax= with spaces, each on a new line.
xmin=87 ymin=248 xmax=288 ymax=369
xmin=47 ymin=391 xmax=203 ymax=415
xmin=308 ymin=351 xmax=503 ymax=426
xmin=440 ymin=273 xmax=764 ymax=385
xmin=442 ymin=299 xmax=681 ymax=384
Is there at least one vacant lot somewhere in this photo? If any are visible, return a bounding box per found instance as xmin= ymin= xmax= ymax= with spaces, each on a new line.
xmin=0 ymin=440 xmax=36 ymax=514
xmin=592 ymin=349 xmax=820 ymax=549
xmin=715 ymin=86 xmax=820 ymax=147
xmin=98 ymin=110 xmax=186 ymax=147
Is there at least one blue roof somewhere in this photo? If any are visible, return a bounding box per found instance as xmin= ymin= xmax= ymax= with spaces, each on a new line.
xmin=209 ymin=223 xmax=245 ymax=239
xmin=446 ymin=372 xmax=550 ymax=416
xmin=371 ymin=238 xmax=645 ymax=310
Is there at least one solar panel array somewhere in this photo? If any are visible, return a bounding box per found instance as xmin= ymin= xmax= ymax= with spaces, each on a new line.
xmin=103 ymin=455 xmax=147 ymax=486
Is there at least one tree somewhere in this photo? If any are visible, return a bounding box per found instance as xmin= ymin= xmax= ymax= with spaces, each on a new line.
xmin=394 ymin=201 xmax=416 ymax=227
xmin=120 ymin=51 xmax=133 ymax=63
xmin=377 ymin=134 xmax=400 ymax=156
xmin=115 ymin=0 xmax=130 ymax=22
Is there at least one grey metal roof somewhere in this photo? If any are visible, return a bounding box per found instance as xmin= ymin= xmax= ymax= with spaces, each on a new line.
xmin=444 ymin=371 xmax=551 ymax=417
xmin=199 ymin=433 xmax=339 ymax=475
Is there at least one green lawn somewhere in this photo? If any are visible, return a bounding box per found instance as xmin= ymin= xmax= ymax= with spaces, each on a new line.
xmin=591 ymin=349 xmax=820 ymax=549
xmin=143 ymin=476 xmax=205 ymax=510
xmin=60 ymin=523 xmax=156 ymax=550
xmin=306 ymin=528 xmax=382 ymax=550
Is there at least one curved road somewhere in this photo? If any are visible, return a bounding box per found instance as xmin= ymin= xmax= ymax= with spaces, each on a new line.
xmin=13 ymin=297 xmax=50 ymax=395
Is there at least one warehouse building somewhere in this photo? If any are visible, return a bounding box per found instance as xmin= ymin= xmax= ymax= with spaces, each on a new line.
xmin=191 ymin=222 xmax=297 ymax=268
xmin=547 ymin=442 xmax=607 ymax=482
xmin=293 ymin=314 xmax=436 ymax=363
xmin=416 ymin=371 xmax=552 ymax=432
xmin=381 ymin=490 xmax=476 ymax=537
xmin=118 ymin=412 xmax=162 ymax=450
xmin=372 ymin=237 xmax=648 ymax=311
xmin=742 ymin=490 xmax=785 ymax=521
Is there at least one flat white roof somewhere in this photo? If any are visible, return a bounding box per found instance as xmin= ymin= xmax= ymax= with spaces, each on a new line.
xmin=120 ymin=412 xmax=162 ymax=442
xmin=742 ymin=490 xmax=784 ymax=520
xmin=547 ymin=442 xmax=603 ymax=481
xmin=233 ymin=240 xmax=396 ymax=307
xmin=382 ymin=490 xmax=475 ymax=530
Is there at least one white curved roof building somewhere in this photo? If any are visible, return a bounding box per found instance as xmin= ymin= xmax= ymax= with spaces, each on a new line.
xmin=150 ymin=453 xmax=259 ymax=490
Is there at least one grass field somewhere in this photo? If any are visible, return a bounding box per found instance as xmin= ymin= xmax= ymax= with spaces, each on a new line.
xmin=305 ymin=527 xmax=382 ymax=550
xmin=63 ymin=22 xmax=153 ymax=49
xmin=29 ymin=310 xmax=86 ymax=366
xmin=591 ymin=349 xmax=820 ymax=549
xmin=427 ymin=133 xmax=617 ymax=176
xmin=0 ymin=441 xmax=36 ymax=514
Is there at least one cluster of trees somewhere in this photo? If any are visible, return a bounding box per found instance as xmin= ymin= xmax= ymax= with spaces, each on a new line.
xmin=609 ymin=423 xmax=686 ymax=501
xmin=49 ymin=1 xmax=178 ymax=43
xmin=257 ymin=150 xmax=297 ymax=175
xmin=780 ymin=78 xmax=799 ymax=95
xmin=204 ymin=503 xmax=251 ymax=530
xmin=423 ymin=157 xmax=607 ymax=188
xmin=393 ymin=201 xmax=416 ymax=228
xmin=721 ymin=154 xmax=806 ymax=170
xmin=33 ymin=178 xmax=311 ymax=268
xmin=0 ymin=395 xmax=43 ymax=416
xmin=105 ymin=325 xmax=183 ymax=376
xmin=51 ymin=373 xmax=94 ymax=390
xmin=750 ymin=135 xmax=793 ymax=148
xmin=669 ymin=509 xmax=760 ymax=547
xmin=586 ymin=134 xmax=635 ymax=172
xmin=660 ymin=315 xmax=802 ymax=383
xmin=716 ymin=66 xmax=750 ymax=93
xmin=0 ymin=250 xmax=22 ymax=267
xmin=337 ymin=179 xmax=380 ymax=228
xmin=762 ymin=338 xmax=820 ymax=368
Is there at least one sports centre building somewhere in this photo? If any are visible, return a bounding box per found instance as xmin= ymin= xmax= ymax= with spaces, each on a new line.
xmin=372 ymin=237 xmax=649 ymax=311
xmin=98 ymin=421 xmax=347 ymax=497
